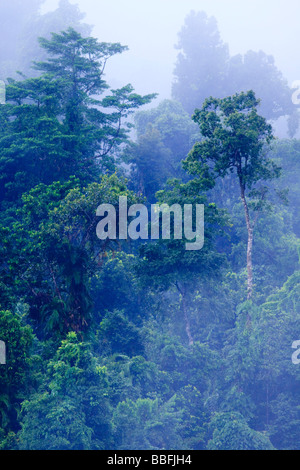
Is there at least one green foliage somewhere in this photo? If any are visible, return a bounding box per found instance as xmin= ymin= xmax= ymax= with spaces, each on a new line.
xmin=0 ymin=310 xmax=33 ymax=441
xmin=138 ymin=178 xmax=227 ymax=288
xmin=207 ymin=412 xmax=274 ymax=450
xmin=18 ymin=332 xmax=111 ymax=450
xmin=127 ymin=125 xmax=173 ymax=202
xmin=4 ymin=175 xmax=138 ymax=339
xmin=92 ymin=252 xmax=141 ymax=320
xmin=97 ymin=310 xmax=144 ymax=357
xmin=112 ymin=397 xmax=185 ymax=450
xmin=0 ymin=7 xmax=299 ymax=451
xmin=129 ymin=100 xmax=199 ymax=198
xmin=184 ymin=91 xmax=277 ymax=189
xmin=0 ymin=28 xmax=155 ymax=206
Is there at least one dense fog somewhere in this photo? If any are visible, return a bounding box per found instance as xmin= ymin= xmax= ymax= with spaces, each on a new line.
xmin=0 ymin=0 xmax=299 ymax=452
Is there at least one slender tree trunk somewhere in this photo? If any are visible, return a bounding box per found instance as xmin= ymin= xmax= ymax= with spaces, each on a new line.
xmin=266 ymin=381 xmax=269 ymax=428
xmin=176 ymin=283 xmax=194 ymax=346
xmin=246 ymin=224 xmax=254 ymax=300
xmin=182 ymin=293 xmax=194 ymax=347
xmin=240 ymin=184 xmax=254 ymax=300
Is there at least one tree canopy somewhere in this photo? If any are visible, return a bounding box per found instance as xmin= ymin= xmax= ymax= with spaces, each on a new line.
xmin=0 ymin=7 xmax=299 ymax=451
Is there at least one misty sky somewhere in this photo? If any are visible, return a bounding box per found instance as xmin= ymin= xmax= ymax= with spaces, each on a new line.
xmin=42 ymin=0 xmax=300 ymax=101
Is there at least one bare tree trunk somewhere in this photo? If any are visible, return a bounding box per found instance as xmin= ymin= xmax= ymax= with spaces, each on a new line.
xmin=246 ymin=225 xmax=254 ymax=300
xmin=176 ymin=283 xmax=194 ymax=346
xmin=240 ymin=184 xmax=254 ymax=300
xmin=182 ymin=293 xmax=194 ymax=347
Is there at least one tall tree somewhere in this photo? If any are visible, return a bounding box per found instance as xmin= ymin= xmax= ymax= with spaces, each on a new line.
xmin=183 ymin=91 xmax=280 ymax=299
xmin=172 ymin=10 xmax=229 ymax=115
xmin=0 ymin=28 xmax=155 ymax=206
xmin=173 ymin=10 xmax=294 ymax=128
